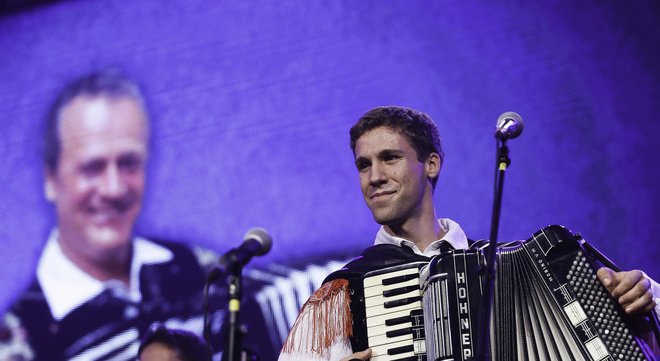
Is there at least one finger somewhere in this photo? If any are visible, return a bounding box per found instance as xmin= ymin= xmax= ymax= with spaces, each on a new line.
xmin=353 ymin=348 xmax=372 ymax=360
xmin=597 ymin=267 xmax=616 ymax=291
xmin=342 ymin=348 xmax=372 ymax=361
xmin=623 ymin=292 xmax=654 ymax=315
xmin=612 ymin=271 xmax=643 ymax=298
xmin=617 ymin=277 xmax=651 ymax=305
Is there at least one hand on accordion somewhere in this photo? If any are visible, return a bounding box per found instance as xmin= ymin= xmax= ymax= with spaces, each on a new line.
xmin=597 ymin=267 xmax=657 ymax=315
xmin=339 ymin=348 xmax=371 ymax=361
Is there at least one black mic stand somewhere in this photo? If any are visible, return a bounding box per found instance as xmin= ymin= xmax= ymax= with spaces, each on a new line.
xmin=222 ymin=265 xmax=246 ymax=361
xmin=203 ymin=265 xmax=251 ymax=361
xmin=475 ymin=138 xmax=511 ymax=360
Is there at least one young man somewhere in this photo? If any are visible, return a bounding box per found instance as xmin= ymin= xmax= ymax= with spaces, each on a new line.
xmin=279 ymin=106 xmax=659 ymax=361
xmin=0 ymin=70 xmax=273 ymax=361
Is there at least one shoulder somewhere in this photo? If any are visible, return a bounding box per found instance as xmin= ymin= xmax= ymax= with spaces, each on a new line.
xmin=143 ymin=238 xmax=195 ymax=257
xmin=7 ymin=279 xmax=50 ymax=321
xmin=140 ymin=238 xmax=215 ymax=271
xmin=136 ymin=239 xmax=214 ymax=292
xmin=3 ymin=282 xmax=54 ymax=360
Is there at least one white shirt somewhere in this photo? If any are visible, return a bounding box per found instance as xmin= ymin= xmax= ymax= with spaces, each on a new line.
xmin=374 ymin=218 xmax=469 ymax=256
xmin=37 ymin=230 xmax=173 ymax=321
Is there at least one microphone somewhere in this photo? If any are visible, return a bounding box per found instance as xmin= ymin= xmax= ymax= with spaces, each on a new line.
xmin=495 ymin=111 xmax=524 ymax=140
xmin=216 ymin=227 xmax=273 ymax=274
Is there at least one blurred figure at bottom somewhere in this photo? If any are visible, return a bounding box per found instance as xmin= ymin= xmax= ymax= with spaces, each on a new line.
xmin=138 ymin=324 xmax=212 ymax=361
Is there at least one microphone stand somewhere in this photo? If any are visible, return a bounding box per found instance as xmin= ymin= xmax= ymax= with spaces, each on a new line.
xmin=222 ymin=265 xmax=245 ymax=361
xmin=475 ymin=138 xmax=511 ymax=360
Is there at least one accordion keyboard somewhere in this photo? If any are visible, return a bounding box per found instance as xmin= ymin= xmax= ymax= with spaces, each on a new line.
xmin=363 ymin=262 xmax=427 ymax=361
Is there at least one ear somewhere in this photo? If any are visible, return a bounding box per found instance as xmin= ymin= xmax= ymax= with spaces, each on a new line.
xmin=425 ymin=152 xmax=441 ymax=179
xmin=44 ymin=170 xmax=57 ymax=202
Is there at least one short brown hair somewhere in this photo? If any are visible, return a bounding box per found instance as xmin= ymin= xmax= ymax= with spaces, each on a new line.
xmin=350 ymin=106 xmax=444 ymax=187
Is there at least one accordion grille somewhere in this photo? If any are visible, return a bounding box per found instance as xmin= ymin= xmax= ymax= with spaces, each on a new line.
xmin=567 ymin=251 xmax=647 ymax=360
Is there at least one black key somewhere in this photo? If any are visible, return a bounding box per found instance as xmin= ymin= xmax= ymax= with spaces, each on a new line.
xmin=383 ymin=285 xmax=419 ymax=297
xmin=385 ymin=315 xmax=411 ymax=326
xmin=382 ymin=273 xmax=418 ymax=286
xmin=388 ymin=345 xmax=414 ymax=355
xmin=386 ymin=327 xmax=412 ymax=338
xmin=384 ymin=296 xmax=421 ymax=309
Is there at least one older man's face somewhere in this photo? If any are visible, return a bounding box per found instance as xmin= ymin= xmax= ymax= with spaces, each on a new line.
xmin=45 ymin=95 xmax=148 ymax=262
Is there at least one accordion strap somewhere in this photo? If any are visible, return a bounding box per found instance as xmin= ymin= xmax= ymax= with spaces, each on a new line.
xmin=324 ymin=244 xmax=430 ymax=285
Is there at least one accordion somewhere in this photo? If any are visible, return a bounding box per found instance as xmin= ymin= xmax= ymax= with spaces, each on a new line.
xmin=355 ymin=225 xmax=659 ymax=361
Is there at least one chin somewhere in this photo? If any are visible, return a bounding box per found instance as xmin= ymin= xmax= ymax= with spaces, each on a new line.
xmin=371 ymin=212 xmax=398 ymax=226
xmin=87 ymin=227 xmax=132 ymax=250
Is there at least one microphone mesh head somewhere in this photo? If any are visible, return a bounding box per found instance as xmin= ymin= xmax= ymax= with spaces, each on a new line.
xmin=243 ymin=227 xmax=273 ymax=255
xmin=498 ymin=111 xmax=522 ymax=124
xmin=496 ymin=111 xmax=524 ymax=139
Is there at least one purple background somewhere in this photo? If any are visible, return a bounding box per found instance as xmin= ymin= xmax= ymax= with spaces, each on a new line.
xmin=1 ymin=0 xmax=659 ymax=333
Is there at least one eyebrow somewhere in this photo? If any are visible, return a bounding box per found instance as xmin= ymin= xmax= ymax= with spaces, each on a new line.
xmin=77 ymin=150 xmax=145 ymax=164
xmin=354 ymin=148 xmax=405 ymax=164
xmin=377 ymin=149 xmax=404 ymax=157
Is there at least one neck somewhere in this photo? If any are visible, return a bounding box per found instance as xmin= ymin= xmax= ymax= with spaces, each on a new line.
xmin=385 ymin=209 xmax=444 ymax=253
xmin=58 ymin=237 xmax=132 ymax=286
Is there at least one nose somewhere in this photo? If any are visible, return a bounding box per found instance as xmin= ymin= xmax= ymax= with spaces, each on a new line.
xmin=98 ymin=164 xmax=128 ymax=199
xmin=368 ymin=162 xmax=387 ymax=186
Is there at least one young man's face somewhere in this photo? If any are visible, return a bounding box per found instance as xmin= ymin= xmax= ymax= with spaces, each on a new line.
xmin=354 ymin=126 xmax=438 ymax=226
xmin=45 ymin=95 xmax=148 ymax=261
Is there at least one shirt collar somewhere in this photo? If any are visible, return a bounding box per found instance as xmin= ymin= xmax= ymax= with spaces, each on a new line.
xmin=374 ymin=218 xmax=469 ymax=257
xmin=37 ymin=230 xmax=173 ymax=321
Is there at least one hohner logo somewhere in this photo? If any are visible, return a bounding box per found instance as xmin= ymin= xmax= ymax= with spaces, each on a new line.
xmin=529 ymin=246 xmax=554 ymax=283
xmin=456 ymin=272 xmax=473 ymax=359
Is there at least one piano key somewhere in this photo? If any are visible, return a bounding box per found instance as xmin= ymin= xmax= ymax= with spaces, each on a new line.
xmin=388 ymin=344 xmax=414 ymax=355
xmin=365 ymin=278 xmax=419 ymax=298
xmin=382 ymin=273 xmax=419 ymax=286
xmin=368 ymin=329 xmax=413 ymax=347
xmin=370 ymin=352 xmax=416 ymax=361
xmin=385 ymin=314 xmax=411 ymax=326
xmin=366 ymin=308 xmax=420 ymax=329
xmin=364 ymin=267 xmax=421 ymax=288
xmin=368 ymin=316 xmax=424 ymax=341
xmin=384 ymin=296 xmax=422 ymax=309
xmin=366 ymin=300 xmax=422 ymax=323
xmin=370 ymin=338 xmax=420 ymax=359
xmin=387 ymin=327 xmax=414 ymax=338
xmin=366 ymin=288 xmax=421 ymax=308
xmin=388 ymin=357 xmax=422 ymax=361
xmin=383 ymin=285 xmax=419 ymax=297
